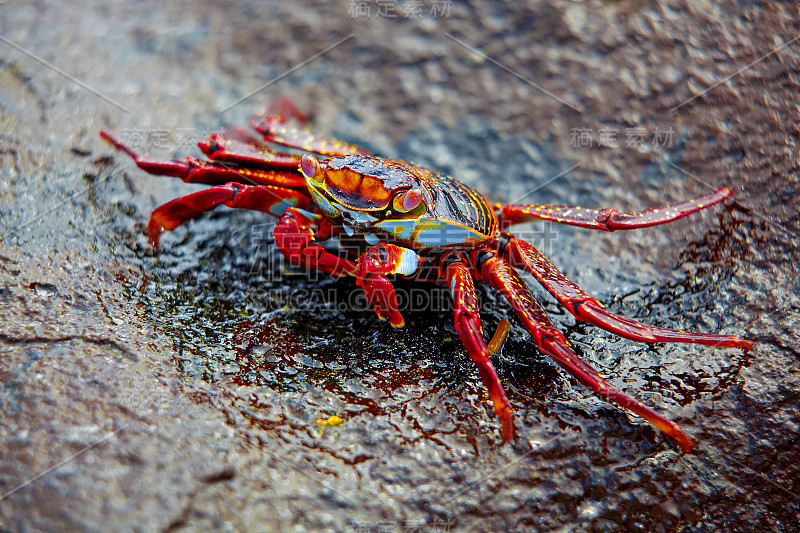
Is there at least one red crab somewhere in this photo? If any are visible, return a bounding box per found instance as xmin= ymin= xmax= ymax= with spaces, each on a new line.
xmin=100 ymin=100 xmax=753 ymax=451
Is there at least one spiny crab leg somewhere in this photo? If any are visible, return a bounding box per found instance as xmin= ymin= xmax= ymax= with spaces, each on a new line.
xmin=250 ymin=116 xmax=370 ymax=157
xmin=503 ymin=237 xmax=754 ymax=350
xmin=502 ymin=188 xmax=732 ymax=231
xmin=444 ymin=256 xmax=514 ymax=442
xmin=147 ymin=183 xmax=311 ymax=247
xmin=478 ymin=254 xmax=695 ymax=451
xmin=198 ymin=133 xmax=305 ymax=170
xmin=100 ymin=129 xmax=305 ymax=188
xmin=262 ymin=95 xmax=310 ymax=125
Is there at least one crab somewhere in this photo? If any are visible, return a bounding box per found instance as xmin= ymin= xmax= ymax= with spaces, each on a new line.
xmin=100 ymin=100 xmax=753 ymax=451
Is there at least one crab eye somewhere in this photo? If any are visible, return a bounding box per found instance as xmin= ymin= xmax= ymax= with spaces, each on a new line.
xmin=392 ymin=187 xmax=423 ymax=213
xmin=301 ymin=155 xmax=322 ymax=183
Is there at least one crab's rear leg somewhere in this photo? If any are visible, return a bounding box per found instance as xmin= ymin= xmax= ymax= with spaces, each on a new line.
xmin=100 ymin=130 xmax=306 ymax=189
xmin=263 ymin=96 xmax=310 ymax=125
xmin=502 ymin=188 xmax=731 ymax=230
xmin=503 ymin=237 xmax=754 ymax=350
xmin=250 ymin=116 xmax=371 ymax=157
xmin=198 ymin=133 xmax=306 ymax=170
xmin=147 ymin=183 xmax=310 ymax=247
xmin=444 ymin=256 xmax=513 ymax=442
xmin=249 ymin=97 xmax=369 ymax=156
xmin=477 ymin=254 xmax=695 ymax=451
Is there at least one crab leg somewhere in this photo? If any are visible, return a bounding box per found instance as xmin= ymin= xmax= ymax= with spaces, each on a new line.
xmin=501 ymin=188 xmax=731 ymax=230
xmin=146 ymin=183 xmax=310 ymax=247
xmin=274 ymin=208 xmax=357 ymax=277
xmin=248 ymin=97 xmax=370 ymax=156
xmin=503 ymin=237 xmax=754 ymax=350
xmin=444 ymin=257 xmax=514 ymax=442
xmin=100 ymin=129 xmax=306 ymax=188
xmin=250 ymin=116 xmax=370 ymax=157
xmin=198 ymin=133 xmax=305 ymax=170
xmin=478 ymin=254 xmax=695 ymax=451
xmin=262 ymin=96 xmax=310 ymax=125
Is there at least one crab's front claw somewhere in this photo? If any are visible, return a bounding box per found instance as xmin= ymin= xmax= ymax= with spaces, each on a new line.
xmin=356 ymin=244 xmax=419 ymax=329
xmin=357 ymin=271 xmax=406 ymax=328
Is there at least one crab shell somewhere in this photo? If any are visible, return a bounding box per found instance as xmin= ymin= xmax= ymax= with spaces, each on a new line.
xmin=301 ymin=154 xmax=499 ymax=250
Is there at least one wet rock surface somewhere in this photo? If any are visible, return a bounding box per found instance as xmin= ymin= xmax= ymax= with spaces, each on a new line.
xmin=1 ymin=1 xmax=799 ymax=531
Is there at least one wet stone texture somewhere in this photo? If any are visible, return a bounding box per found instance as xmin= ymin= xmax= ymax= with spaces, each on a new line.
xmin=1 ymin=0 xmax=799 ymax=532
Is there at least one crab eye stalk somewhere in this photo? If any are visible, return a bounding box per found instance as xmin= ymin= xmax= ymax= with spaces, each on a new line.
xmin=392 ymin=187 xmax=423 ymax=213
xmin=301 ymin=154 xmax=323 ymax=184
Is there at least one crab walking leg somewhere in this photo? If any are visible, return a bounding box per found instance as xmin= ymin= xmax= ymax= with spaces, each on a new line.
xmin=501 ymin=188 xmax=731 ymax=231
xmin=274 ymin=208 xmax=358 ymax=277
xmin=444 ymin=258 xmax=514 ymax=442
xmin=355 ymin=243 xmax=420 ymax=328
xmin=250 ymin=116 xmax=371 ymax=157
xmin=147 ymin=183 xmax=310 ymax=247
xmin=100 ymin=130 xmax=306 ymax=188
xmin=198 ymin=134 xmax=306 ymax=170
xmin=503 ymin=237 xmax=754 ymax=350
xmin=479 ymin=256 xmax=695 ymax=451
xmin=262 ymin=96 xmax=310 ymax=125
